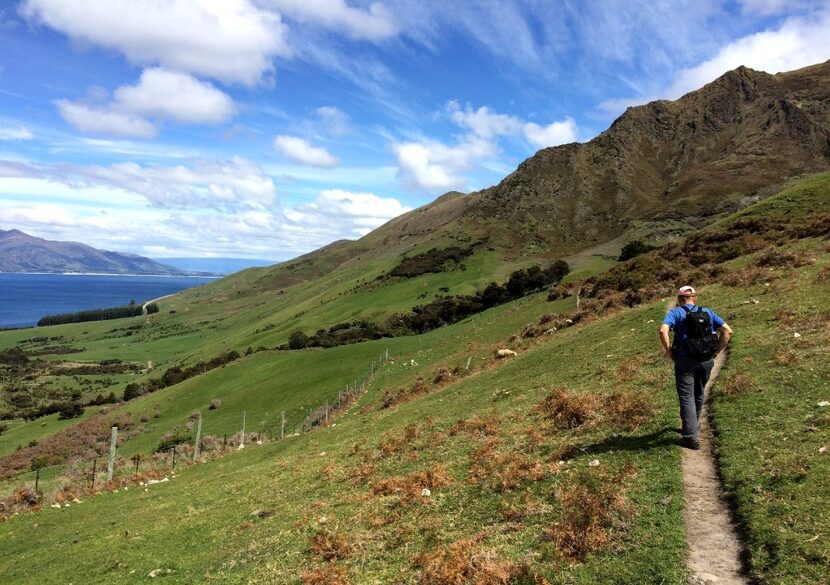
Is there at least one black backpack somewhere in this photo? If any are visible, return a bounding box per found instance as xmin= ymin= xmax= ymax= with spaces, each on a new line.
xmin=676 ymin=305 xmax=720 ymax=358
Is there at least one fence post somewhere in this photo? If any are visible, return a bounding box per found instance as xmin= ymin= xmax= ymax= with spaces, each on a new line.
xmin=241 ymin=411 xmax=247 ymax=448
xmin=35 ymin=467 xmax=40 ymax=493
xmin=280 ymin=411 xmax=286 ymax=440
xmin=385 ymin=347 xmax=389 ymax=361
xmin=106 ymin=426 xmax=118 ymax=482
xmin=193 ymin=414 xmax=203 ymax=461
xmin=132 ymin=454 xmax=140 ymax=477
xmin=91 ymin=458 xmax=98 ymax=492
xmin=171 ymin=446 xmax=176 ymax=470
xmin=465 ymin=356 xmax=472 ymax=371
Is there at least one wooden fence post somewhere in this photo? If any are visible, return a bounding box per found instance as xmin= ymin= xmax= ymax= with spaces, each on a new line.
xmin=193 ymin=414 xmax=203 ymax=461
xmin=280 ymin=411 xmax=286 ymax=440
xmin=106 ymin=426 xmax=118 ymax=482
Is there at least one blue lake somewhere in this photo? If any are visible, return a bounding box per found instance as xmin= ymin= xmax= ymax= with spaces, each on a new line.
xmin=0 ymin=273 xmax=218 ymax=328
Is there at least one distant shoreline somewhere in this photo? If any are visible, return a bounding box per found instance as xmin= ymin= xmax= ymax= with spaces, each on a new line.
xmin=0 ymin=271 xmax=220 ymax=278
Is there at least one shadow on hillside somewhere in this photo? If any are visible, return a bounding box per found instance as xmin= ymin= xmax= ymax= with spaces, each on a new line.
xmin=578 ymin=426 xmax=677 ymax=456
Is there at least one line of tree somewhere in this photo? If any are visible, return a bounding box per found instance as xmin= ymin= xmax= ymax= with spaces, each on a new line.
xmin=123 ymin=350 xmax=241 ymax=401
xmin=38 ymin=301 xmax=144 ymax=326
xmin=384 ymin=245 xmax=476 ymax=279
xmin=287 ymin=260 xmax=569 ymax=349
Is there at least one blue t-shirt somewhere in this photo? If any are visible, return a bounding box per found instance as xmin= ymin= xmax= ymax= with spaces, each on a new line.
xmin=663 ymin=304 xmax=725 ymax=357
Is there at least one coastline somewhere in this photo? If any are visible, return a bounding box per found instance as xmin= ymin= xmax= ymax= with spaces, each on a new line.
xmin=0 ymin=271 xmax=220 ymax=278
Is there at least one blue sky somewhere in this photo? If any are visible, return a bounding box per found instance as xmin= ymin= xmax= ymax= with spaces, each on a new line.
xmin=1 ymin=0 xmax=829 ymax=260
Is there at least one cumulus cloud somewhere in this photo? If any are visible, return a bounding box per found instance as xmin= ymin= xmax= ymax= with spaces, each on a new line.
xmin=113 ymin=68 xmax=236 ymax=124
xmin=19 ymin=0 xmax=289 ymax=85
xmin=274 ymin=135 xmax=339 ymax=168
xmin=286 ymin=188 xmax=410 ymax=235
xmin=55 ymin=68 xmax=235 ymax=138
xmin=394 ymin=137 xmax=495 ymax=192
xmin=597 ymin=10 xmax=830 ymax=118
xmin=266 ymin=0 xmax=398 ymax=41
xmin=522 ymin=119 xmax=578 ymax=148
xmin=0 ymin=165 xmax=410 ymax=257
xmin=79 ymin=158 xmax=277 ymax=210
xmin=0 ymin=156 xmax=276 ymax=211
xmin=394 ymin=102 xmax=577 ymax=192
xmin=447 ymin=101 xmax=578 ymax=148
xmin=55 ymin=100 xmax=158 ymax=138
xmin=0 ymin=125 xmax=34 ymax=140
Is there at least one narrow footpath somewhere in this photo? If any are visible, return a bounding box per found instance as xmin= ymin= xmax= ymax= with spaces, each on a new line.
xmin=682 ymin=351 xmax=749 ymax=585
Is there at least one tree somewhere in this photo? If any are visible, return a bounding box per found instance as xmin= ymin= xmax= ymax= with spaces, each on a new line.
xmin=545 ymin=260 xmax=570 ymax=284
xmin=288 ymin=330 xmax=310 ymax=350
xmin=619 ymin=240 xmax=655 ymax=261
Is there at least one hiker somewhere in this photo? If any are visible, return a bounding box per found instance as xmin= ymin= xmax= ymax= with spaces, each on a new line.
xmin=659 ymin=285 xmax=733 ymax=450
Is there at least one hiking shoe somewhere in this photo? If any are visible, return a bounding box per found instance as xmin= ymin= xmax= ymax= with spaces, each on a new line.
xmin=676 ymin=437 xmax=700 ymax=450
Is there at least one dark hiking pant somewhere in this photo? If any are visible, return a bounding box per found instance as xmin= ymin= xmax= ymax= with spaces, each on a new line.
xmin=674 ymin=355 xmax=715 ymax=440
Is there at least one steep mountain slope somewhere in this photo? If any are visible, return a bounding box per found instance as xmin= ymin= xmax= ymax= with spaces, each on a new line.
xmin=254 ymin=60 xmax=830 ymax=290
xmin=0 ymin=229 xmax=190 ymax=275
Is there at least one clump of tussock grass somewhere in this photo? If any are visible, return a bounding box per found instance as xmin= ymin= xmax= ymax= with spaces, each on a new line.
xmin=418 ymin=534 xmax=515 ymax=585
xmin=302 ymin=564 xmax=350 ymax=585
xmin=721 ymin=371 xmax=755 ymax=396
xmin=545 ymin=466 xmax=635 ymax=562
xmin=534 ymin=387 xmax=599 ymax=430
xmin=310 ymin=528 xmax=353 ymax=562
xmin=605 ymin=390 xmax=655 ymax=431
xmin=370 ymin=464 xmax=452 ymax=505
xmin=449 ymin=414 xmax=500 ymax=438
xmin=467 ymin=442 xmax=551 ymax=493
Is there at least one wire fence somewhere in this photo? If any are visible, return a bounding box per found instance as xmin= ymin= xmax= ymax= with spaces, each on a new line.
xmin=0 ymin=348 xmax=392 ymax=517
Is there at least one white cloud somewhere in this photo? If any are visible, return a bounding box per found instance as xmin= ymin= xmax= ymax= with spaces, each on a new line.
xmin=597 ymin=10 xmax=830 ymax=118
xmin=316 ymin=106 xmax=351 ymax=136
xmin=0 ymin=126 xmax=34 ymax=141
xmin=55 ymin=68 xmax=235 ymax=137
xmin=55 ymin=100 xmax=158 ymax=138
xmin=113 ymin=68 xmax=236 ymax=124
xmin=666 ymin=12 xmax=830 ymax=98
xmin=286 ymin=188 xmax=410 ymax=236
xmin=522 ymin=119 xmax=578 ymax=148
xmin=394 ymin=137 xmax=495 ymax=192
xmin=20 ymin=0 xmax=289 ymax=85
xmin=274 ymin=135 xmax=339 ymax=168
xmin=446 ymin=101 xmax=578 ymax=148
xmin=0 ymin=156 xmax=276 ymax=211
xmin=447 ymin=101 xmax=521 ymax=139
xmin=266 ymin=0 xmax=398 ymax=41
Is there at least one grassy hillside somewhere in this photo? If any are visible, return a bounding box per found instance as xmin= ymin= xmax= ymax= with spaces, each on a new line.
xmin=0 ymin=173 xmax=827 ymax=583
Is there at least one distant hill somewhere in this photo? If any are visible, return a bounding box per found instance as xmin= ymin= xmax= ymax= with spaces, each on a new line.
xmin=155 ymin=257 xmax=278 ymax=275
xmin=0 ymin=229 xmax=190 ymax=275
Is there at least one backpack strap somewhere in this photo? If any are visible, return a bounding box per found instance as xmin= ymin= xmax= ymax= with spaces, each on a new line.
xmin=679 ymin=305 xmax=691 ymax=314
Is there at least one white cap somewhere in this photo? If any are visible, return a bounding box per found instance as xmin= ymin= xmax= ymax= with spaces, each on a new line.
xmin=677 ymin=285 xmax=696 ymax=296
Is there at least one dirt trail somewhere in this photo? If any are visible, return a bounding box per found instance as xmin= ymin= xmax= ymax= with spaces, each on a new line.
xmin=682 ymin=350 xmax=749 ymax=585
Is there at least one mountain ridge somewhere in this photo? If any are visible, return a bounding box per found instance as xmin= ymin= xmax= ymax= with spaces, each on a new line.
xmin=0 ymin=229 xmax=192 ymax=276
xmin=252 ymin=60 xmax=830 ymax=291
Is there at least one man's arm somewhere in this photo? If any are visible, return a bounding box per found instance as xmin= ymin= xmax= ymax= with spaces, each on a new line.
xmin=659 ymin=324 xmax=674 ymax=361
xmin=715 ymin=323 xmax=733 ymax=355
